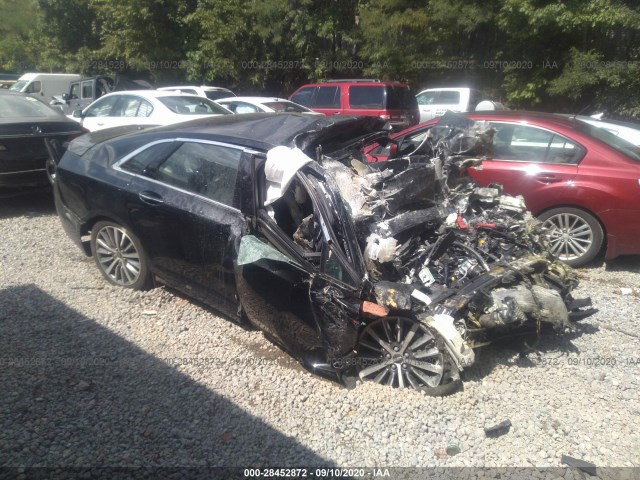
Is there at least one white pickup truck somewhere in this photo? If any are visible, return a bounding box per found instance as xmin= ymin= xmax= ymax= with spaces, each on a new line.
xmin=416 ymin=87 xmax=501 ymax=122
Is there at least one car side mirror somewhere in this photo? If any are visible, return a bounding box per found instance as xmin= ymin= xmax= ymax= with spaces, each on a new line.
xmin=72 ymin=110 xmax=84 ymax=118
xmin=62 ymin=93 xmax=69 ymax=102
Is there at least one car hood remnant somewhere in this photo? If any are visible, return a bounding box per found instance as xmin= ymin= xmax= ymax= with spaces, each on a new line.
xmin=242 ymin=112 xmax=595 ymax=395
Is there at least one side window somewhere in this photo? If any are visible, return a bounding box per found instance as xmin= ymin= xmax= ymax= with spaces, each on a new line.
xmin=120 ymin=142 xmax=175 ymax=174
xmin=234 ymin=102 xmax=259 ymax=114
xmin=416 ymin=92 xmax=437 ymax=105
xmin=120 ymin=96 xmax=143 ymax=117
xmin=81 ymin=81 xmax=94 ymax=99
xmin=491 ymin=123 xmax=583 ymax=163
xmin=96 ymin=79 xmax=111 ymax=98
xmin=314 ymin=86 xmax=340 ymax=108
xmin=27 ymin=81 xmax=42 ymax=94
xmin=437 ymin=91 xmax=460 ymax=105
xmin=152 ymin=142 xmax=242 ymax=206
xmin=69 ymin=84 xmax=80 ymax=99
xmin=349 ymin=86 xmax=384 ymax=109
xmin=84 ymin=96 xmax=120 ymax=117
xmin=137 ymin=99 xmax=153 ymax=117
xmin=222 ymin=102 xmax=238 ymax=113
xmin=547 ymin=134 xmax=584 ymax=164
xmin=290 ymin=87 xmax=315 ymax=107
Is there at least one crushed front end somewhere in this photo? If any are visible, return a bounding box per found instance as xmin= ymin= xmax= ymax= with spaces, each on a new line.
xmin=317 ymin=113 xmax=596 ymax=393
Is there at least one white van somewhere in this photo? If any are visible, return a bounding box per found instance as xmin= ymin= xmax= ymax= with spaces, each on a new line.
xmin=415 ymin=87 xmax=483 ymax=122
xmin=10 ymin=73 xmax=82 ymax=101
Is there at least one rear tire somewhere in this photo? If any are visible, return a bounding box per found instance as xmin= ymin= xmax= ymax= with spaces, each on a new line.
xmin=538 ymin=207 xmax=603 ymax=267
xmin=90 ymin=221 xmax=150 ymax=290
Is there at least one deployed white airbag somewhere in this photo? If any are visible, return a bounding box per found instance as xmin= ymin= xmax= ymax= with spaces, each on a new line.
xmin=264 ymin=146 xmax=313 ymax=206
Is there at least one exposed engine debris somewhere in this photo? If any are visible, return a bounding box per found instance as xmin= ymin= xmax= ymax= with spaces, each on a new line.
xmin=315 ymin=112 xmax=594 ymax=389
xmin=243 ymin=113 xmax=595 ymax=395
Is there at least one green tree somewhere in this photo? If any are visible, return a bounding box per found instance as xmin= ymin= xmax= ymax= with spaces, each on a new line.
xmin=0 ymin=0 xmax=43 ymax=72
xmin=497 ymin=0 xmax=640 ymax=113
xmin=89 ymin=0 xmax=197 ymax=81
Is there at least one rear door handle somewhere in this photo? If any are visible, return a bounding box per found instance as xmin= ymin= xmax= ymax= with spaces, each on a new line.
xmin=534 ymin=173 xmax=563 ymax=184
xmin=139 ymin=191 xmax=164 ymax=205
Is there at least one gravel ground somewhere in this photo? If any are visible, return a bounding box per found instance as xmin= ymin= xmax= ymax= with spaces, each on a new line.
xmin=1 ymin=189 xmax=639 ymax=477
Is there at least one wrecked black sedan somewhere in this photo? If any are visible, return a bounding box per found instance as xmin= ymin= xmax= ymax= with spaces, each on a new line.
xmin=54 ymin=113 xmax=594 ymax=395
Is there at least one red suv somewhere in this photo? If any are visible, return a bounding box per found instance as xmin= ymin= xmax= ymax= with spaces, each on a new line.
xmin=289 ymin=79 xmax=419 ymax=130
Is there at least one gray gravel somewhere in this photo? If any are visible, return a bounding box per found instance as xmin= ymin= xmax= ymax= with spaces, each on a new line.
xmin=1 ymin=189 xmax=639 ymax=474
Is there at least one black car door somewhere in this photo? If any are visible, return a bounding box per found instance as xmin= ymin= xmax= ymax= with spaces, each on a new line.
xmin=117 ymin=138 xmax=249 ymax=317
xmin=235 ymin=158 xmax=364 ymax=360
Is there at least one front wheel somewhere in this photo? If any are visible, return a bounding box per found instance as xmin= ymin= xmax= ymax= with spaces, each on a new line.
xmin=538 ymin=207 xmax=603 ymax=267
xmin=356 ymin=316 xmax=460 ymax=396
xmin=90 ymin=221 xmax=150 ymax=289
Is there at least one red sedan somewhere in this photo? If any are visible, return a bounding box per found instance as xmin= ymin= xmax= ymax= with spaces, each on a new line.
xmin=364 ymin=111 xmax=640 ymax=266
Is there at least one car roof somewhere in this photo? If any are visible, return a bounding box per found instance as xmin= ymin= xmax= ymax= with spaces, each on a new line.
xmin=296 ymin=80 xmax=408 ymax=88
xmin=216 ymin=97 xmax=292 ymax=103
xmin=409 ymin=110 xmax=591 ymax=131
xmin=77 ymin=113 xmax=387 ymax=158
xmin=99 ymin=90 xmax=206 ymax=99
xmin=417 ymin=87 xmax=479 ymax=94
xmin=159 ymin=86 xmax=233 ymax=91
xmin=467 ymin=110 xmax=596 ymax=129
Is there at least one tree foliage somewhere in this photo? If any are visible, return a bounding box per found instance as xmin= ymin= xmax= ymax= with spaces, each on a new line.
xmin=1 ymin=0 xmax=639 ymax=117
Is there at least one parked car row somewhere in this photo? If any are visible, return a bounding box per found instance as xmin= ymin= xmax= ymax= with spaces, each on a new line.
xmin=3 ymin=75 xmax=640 ymax=269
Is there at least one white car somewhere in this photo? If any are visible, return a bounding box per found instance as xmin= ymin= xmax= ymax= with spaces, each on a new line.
xmin=215 ymin=96 xmax=319 ymax=114
xmin=157 ymin=85 xmax=235 ymax=101
xmin=71 ymin=90 xmax=233 ymax=132
xmin=575 ymin=115 xmax=640 ymax=146
xmin=415 ymin=87 xmax=483 ymax=122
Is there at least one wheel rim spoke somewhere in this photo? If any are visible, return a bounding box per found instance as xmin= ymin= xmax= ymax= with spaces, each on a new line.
xmin=386 ymin=367 xmax=397 ymax=386
xmin=382 ymin=319 xmax=394 ymax=342
xmin=410 ymin=366 xmax=442 ymax=388
xmin=405 ymin=370 xmax=420 ymax=390
xmin=369 ymin=330 xmax=395 ymax=355
xmin=373 ymin=367 xmax=388 ymax=384
xmin=396 ymin=365 xmax=405 ymax=389
xmin=358 ymin=358 xmax=394 ymax=379
xmin=399 ymin=323 xmax=419 ymax=354
xmin=411 ymin=359 xmax=444 ymax=375
xmin=408 ymin=330 xmax=434 ymax=351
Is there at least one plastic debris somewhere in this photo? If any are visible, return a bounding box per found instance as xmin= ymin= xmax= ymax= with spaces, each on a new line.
xmin=561 ymin=454 xmax=597 ymax=476
xmin=484 ymin=419 xmax=512 ymax=437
